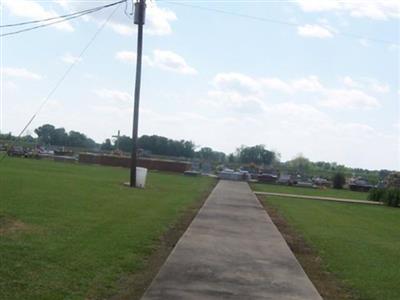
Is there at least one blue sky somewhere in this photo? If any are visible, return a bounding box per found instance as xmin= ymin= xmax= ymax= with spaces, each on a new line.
xmin=1 ymin=0 xmax=399 ymax=170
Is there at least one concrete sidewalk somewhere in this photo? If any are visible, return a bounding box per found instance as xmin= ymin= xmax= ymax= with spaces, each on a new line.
xmin=142 ymin=180 xmax=322 ymax=300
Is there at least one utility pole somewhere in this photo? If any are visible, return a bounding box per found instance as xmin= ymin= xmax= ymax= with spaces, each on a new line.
xmin=130 ymin=0 xmax=146 ymax=187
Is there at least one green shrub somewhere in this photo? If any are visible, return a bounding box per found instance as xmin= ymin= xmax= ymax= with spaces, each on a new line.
xmin=382 ymin=188 xmax=400 ymax=207
xmin=368 ymin=188 xmax=386 ymax=202
xmin=332 ymin=172 xmax=346 ymax=189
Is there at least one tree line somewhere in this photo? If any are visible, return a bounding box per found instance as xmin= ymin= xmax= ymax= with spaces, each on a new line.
xmin=0 ymin=123 xmax=390 ymax=183
xmin=34 ymin=124 xmax=97 ymax=149
xmin=101 ymin=135 xmax=196 ymax=158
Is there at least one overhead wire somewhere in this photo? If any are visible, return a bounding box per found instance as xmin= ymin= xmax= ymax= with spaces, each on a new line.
xmin=0 ymin=0 xmax=127 ymax=37
xmin=163 ymin=1 xmax=399 ymax=46
xmin=0 ymin=2 xmax=123 ymax=163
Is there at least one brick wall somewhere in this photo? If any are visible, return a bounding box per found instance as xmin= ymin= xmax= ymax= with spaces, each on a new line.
xmin=79 ymin=153 xmax=191 ymax=173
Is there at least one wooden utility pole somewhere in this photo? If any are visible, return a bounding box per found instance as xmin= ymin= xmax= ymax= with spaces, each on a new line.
xmin=130 ymin=0 xmax=146 ymax=187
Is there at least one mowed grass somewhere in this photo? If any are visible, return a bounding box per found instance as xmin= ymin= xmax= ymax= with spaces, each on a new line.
xmin=252 ymin=182 xmax=368 ymax=200
xmin=262 ymin=196 xmax=400 ymax=300
xmin=0 ymin=158 xmax=215 ymax=300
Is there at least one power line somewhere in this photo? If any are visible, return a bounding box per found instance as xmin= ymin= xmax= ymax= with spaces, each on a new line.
xmin=0 ymin=3 xmax=122 ymax=163
xmin=163 ymin=1 xmax=399 ymax=46
xmin=0 ymin=1 xmax=125 ymax=28
xmin=0 ymin=0 xmax=127 ymax=37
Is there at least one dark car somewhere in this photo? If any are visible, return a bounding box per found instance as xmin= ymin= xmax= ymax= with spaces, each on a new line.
xmin=7 ymin=146 xmax=25 ymax=157
xmin=349 ymin=179 xmax=373 ymax=192
xmin=257 ymin=173 xmax=278 ymax=183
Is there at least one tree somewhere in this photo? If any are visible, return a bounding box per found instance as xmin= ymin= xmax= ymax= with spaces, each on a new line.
xmin=67 ymin=131 xmax=88 ymax=147
xmin=101 ymin=139 xmax=114 ymax=151
xmin=332 ymin=172 xmax=346 ymax=189
xmin=385 ymin=172 xmax=400 ymax=189
xmin=195 ymin=147 xmax=226 ymax=163
xmin=34 ymin=124 xmax=97 ymax=149
xmin=117 ymin=136 xmax=133 ymax=152
xmin=35 ymin=124 xmax=56 ymax=145
xmin=137 ymin=135 xmax=195 ymax=158
xmin=52 ymin=128 xmax=68 ymax=146
xmin=286 ymin=154 xmax=311 ymax=175
xmin=237 ymin=145 xmax=275 ymax=165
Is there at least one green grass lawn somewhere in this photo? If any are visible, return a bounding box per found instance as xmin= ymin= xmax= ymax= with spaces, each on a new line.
xmin=252 ymin=182 xmax=368 ymax=200
xmin=262 ymin=196 xmax=400 ymax=300
xmin=0 ymin=158 xmax=215 ymax=300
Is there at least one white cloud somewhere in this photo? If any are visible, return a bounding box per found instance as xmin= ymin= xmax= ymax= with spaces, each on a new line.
xmin=206 ymin=90 xmax=265 ymax=114
xmin=296 ymin=0 xmax=341 ymax=12
xmin=371 ymin=82 xmax=390 ymax=93
xmin=115 ymin=49 xmax=196 ymax=75
xmin=107 ymin=22 xmax=135 ymax=36
xmin=3 ymin=0 xmax=73 ymax=32
xmin=388 ymin=44 xmax=400 ymax=51
xmin=54 ymin=0 xmax=69 ymax=10
xmin=212 ymin=73 xmax=324 ymax=95
xmin=61 ymin=53 xmax=82 ymax=64
xmin=115 ymin=51 xmax=136 ymax=63
xmin=213 ymin=73 xmax=261 ymax=94
xmin=292 ymin=76 xmax=324 ymax=92
xmin=211 ymin=72 xmax=382 ymax=111
xmin=297 ymin=24 xmax=334 ymax=38
xmin=1 ymin=67 xmax=42 ymax=80
xmin=193 ymin=88 xmax=398 ymax=169
xmin=318 ymin=89 xmax=380 ymax=109
xmin=260 ymin=78 xmax=293 ymax=93
xmin=359 ymin=39 xmax=370 ymax=47
xmin=94 ymin=89 xmax=131 ymax=103
xmin=342 ymin=76 xmax=362 ymax=88
xmin=147 ymin=50 xmax=197 ymax=75
xmin=296 ymin=0 xmax=400 ymax=20
xmin=56 ymin=1 xmax=176 ymax=36
xmin=146 ymin=2 xmax=177 ymax=35
xmin=342 ymin=76 xmax=390 ymax=93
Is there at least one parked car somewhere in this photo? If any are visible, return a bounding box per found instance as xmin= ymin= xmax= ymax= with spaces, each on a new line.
xmin=312 ymin=177 xmax=331 ymax=187
xmin=7 ymin=146 xmax=25 ymax=157
xmin=219 ymin=169 xmax=244 ymax=181
xmin=277 ymin=174 xmax=296 ymax=185
xmin=348 ymin=178 xmax=373 ymax=192
xmin=296 ymin=181 xmax=314 ymax=188
xmin=257 ymin=173 xmax=278 ymax=183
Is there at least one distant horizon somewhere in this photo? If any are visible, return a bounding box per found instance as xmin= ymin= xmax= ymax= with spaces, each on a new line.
xmin=1 ymin=123 xmax=398 ymax=172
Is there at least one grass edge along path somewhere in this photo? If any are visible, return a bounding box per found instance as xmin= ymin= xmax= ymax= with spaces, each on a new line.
xmin=254 ymin=191 xmax=380 ymax=205
xmin=108 ymin=179 xmax=217 ymax=300
xmin=259 ymin=195 xmax=400 ymax=300
xmin=251 ymin=183 xmax=368 ymax=200
xmin=0 ymin=158 xmax=216 ymax=300
xmin=259 ymin=198 xmax=355 ymax=300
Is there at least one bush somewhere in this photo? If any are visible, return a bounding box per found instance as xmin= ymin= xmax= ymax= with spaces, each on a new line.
xmin=382 ymin=188 xmax=400 ymax=207
xmin=368 ymin=188 xmax=386 ymax=202
xmin=332 ymin=172 xmax=346 ymax=189
xmin=385 ymin=172 xmax=400 ymax=189
xmin=369 ymin=187 xmax=400 ymax=207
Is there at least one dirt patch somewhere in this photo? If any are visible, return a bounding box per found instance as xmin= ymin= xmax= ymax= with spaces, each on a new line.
xmin=108 ymin=180 xmax=217 ymax=300
xmin=259 ymin=199 xmax=356 ymax=300
xmin=0 ymin=215 xmax=32 ymax=236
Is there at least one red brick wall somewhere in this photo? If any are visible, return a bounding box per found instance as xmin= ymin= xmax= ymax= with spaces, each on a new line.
xmin=79 ymin=153 xmax=191 ymax=173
